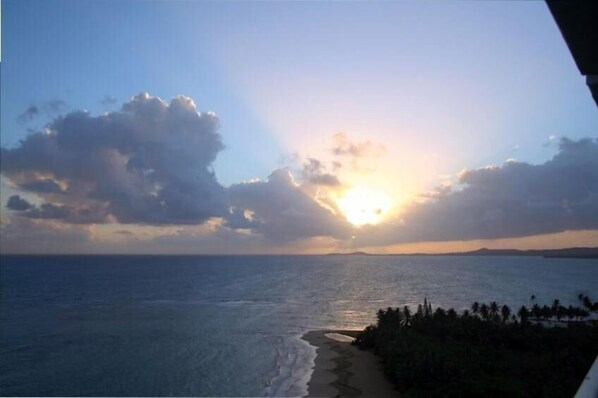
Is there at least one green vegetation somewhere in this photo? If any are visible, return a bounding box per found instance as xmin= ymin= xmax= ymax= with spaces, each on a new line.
xmin=354 ymin=295 xmax=598 ymax=398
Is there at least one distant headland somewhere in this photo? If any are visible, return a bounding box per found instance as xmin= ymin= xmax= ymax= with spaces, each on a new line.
xmin=327 ymin=247 xmax=598 ymax=259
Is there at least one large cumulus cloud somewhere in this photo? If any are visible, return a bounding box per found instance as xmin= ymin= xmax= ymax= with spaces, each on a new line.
xmin=1 ymin=93 xmax=227 ymax=224
xmin=226 ymin=169 xmax=352 ymax=242
xmin=354 ymin=138 xmax=598 ymax=246
xmin=4 ymin=92 xmax=595 ymax=252
xmin=2 ymin=93 xmax=353 ymax=246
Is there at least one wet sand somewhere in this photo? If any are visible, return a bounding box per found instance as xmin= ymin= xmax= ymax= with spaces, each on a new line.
xmin=302 ymin=330 xmax=398 ymax=397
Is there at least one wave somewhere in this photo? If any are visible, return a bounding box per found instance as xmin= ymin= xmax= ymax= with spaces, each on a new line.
xmin=264 ymin=332 xmax=316 ymax=397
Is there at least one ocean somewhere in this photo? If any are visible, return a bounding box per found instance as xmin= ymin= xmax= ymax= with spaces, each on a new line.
xmin=1 ymin=255 xmax=597 ymax=396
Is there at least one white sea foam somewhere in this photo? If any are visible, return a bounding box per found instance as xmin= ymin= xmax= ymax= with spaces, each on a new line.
xmin=324 ymin=332 xmax=355 ymax=343
xmin=265 ymin=333 xmax=317 ymax=397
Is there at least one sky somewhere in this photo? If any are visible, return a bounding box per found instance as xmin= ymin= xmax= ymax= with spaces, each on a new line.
xmin=1 ymin=0 xmax=597 ymax=254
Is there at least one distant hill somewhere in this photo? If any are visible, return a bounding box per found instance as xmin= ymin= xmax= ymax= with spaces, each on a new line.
xmin=327 ymin=251 xmax=374 ymax=256
xmin=441 ymin=247 xmax=598 ymax=259
xmin=327 ymin=247 xmax=598 ymax=259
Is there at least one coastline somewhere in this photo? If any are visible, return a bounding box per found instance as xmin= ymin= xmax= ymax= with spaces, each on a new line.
xmin=302 ymin=330 xmax=397 ymax=397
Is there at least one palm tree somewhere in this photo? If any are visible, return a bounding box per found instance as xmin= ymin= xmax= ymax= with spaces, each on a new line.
xmin=567 ymin=305 xmax=575 ymax=322
xmin=471 ymin=302 xmax=480 ymax=318
xmin=556 ymin=305 xmax=564 ymax=321
xmin=541 ymin=305 xmax=551 ymax=320
xmin=480 ymin=304 xmax=490 ymax=321
xmin=434 ymin=308 xmax=446 ymax=318
xmin=500 ymin=304 xmax=511 ymax=323
xmin=402 ymin=306 xmax=412 ymax=326
xmin=579 ymin=308 xmax=590 ymax=319
xmin=447 ymin=308 xmax=457 ymax=319
xmin=517 ymin=306 xmax=529 ymax=324
xmin=552 ymin=299 xmax=560 ymax=310
xmin=517 ymin=305 xmax=529 ymax=323
xmin=490 ymin=301 xmax=499 ymax=322
xmin=552 ymin=299 xmax=561 ymax=320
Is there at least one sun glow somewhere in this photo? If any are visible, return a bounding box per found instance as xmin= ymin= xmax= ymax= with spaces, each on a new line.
xmin=337 ymin=187 xmax=393 ymax=226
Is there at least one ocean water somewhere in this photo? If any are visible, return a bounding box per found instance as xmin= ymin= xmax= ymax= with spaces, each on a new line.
xmin=1 ymin=255 xmax=597 ymax=396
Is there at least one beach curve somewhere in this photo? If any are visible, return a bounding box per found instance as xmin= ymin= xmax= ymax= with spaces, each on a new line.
xmin=302 ymin=330 xmax=398 ymax=397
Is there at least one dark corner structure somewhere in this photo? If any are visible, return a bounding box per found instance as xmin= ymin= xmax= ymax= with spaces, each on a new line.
xmin=546 ymin=1 xmax=598 ymax=108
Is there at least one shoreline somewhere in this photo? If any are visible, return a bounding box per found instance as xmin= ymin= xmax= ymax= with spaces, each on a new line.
xmin=302 ymin=330 xmax=397 ymax=397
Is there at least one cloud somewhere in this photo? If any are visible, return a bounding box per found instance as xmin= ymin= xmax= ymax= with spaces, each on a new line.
xmin=0 ymin=216 xmax=92 ymax=254
xmin=4 ymin=195 xmax=87 ymax=221
xmin=6 ymin=195 xmax=33 ymax=211
xmin=6 ymin=92 xmax=594 ymax=254
xmin=224 ymin=207 xmax=261 ymax=230
xmin=3 ymin=93 xmax=353 ymax=246
xmin=226 ymin=169 xmax=352 ymax=242
xmin=45 ymin=99 xmax=67 ymax=113
xmin=24 ymin=202 xmax=73 ymax=220
xmin=353 ymin=138 xmax=598 ymax=246
xmin=331 ymin=132 xmax=386 ymax=158
xmin=146 ymin=225 xmax=341 ymax=254
xmin=301 ymin=158 xmax=341 ymax=186
xmin=17 ymin=100 xmax=67 ymax=123
xmin=17 ymin=105 xmax=40 ymax=122
xmin=101 ymin=95 xmax=118 ymax=106
xmin=18 ymin=178 xmax=65 ymax=193
xmin=2 ymin=93 xmax=227 ymax=225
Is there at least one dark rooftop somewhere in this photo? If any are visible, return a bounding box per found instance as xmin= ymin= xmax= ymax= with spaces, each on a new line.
xmin=547 ymin=1 xmax=598 ymax=107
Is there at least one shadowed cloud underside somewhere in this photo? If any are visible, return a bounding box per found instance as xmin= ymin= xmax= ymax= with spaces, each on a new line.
xmin=1 ymin=93 xmax=597 ymax=253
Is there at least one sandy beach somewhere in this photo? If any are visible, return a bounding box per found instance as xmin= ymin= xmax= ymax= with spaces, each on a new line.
xmin=302 ymin=330 xmax=398 ymax=397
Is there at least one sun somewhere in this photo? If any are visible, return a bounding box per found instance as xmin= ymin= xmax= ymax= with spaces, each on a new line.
xmin=336 ymin=187 xmax=393 ymax=226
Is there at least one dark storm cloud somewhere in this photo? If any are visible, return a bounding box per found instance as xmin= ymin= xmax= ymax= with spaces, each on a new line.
xmin=25 ymin=202 xmax=72 ymax=220
xmin=354 ymin=138 xmax=598 ymax=246
xmin=224 ymin=207 xmax=261 ymax=230
xmin=2 ymin=93 xmax=227 ymax=225
xmin=301 ymin=158 xmax=341 ymax=186
xmin=4 ymin=195 xmax=102 ymax=223
xmin=226 ymin=169 xmax=352 ymax=242
xmin=19 ymin=178 xmax=65 ymax=193
xmin=6 ymin=195 xmax=33 ymax=211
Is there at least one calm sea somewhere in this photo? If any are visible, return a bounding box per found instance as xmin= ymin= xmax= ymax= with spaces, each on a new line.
xmin=1 ymin=255 xmax=597 ymax=396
